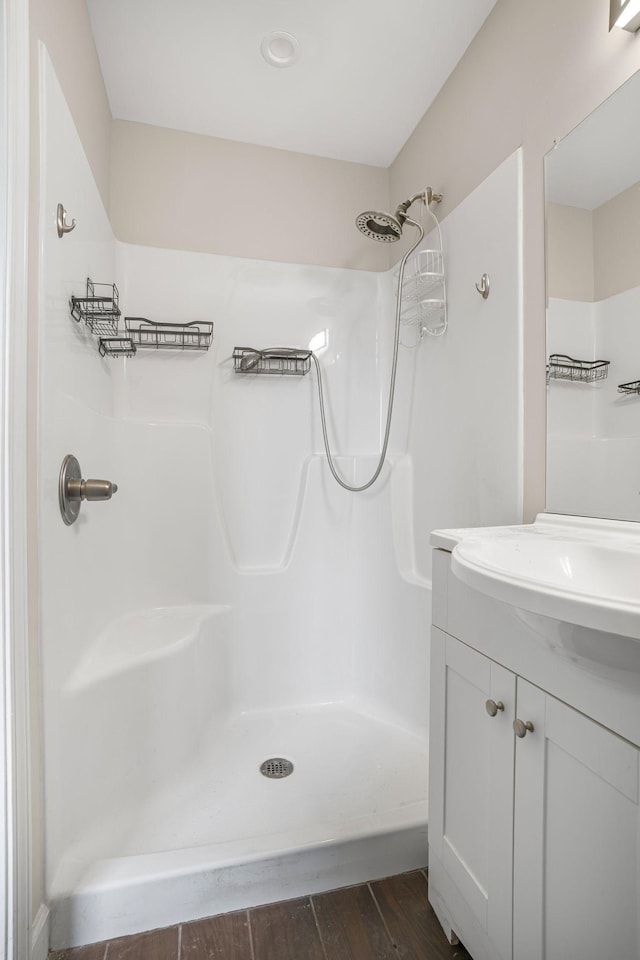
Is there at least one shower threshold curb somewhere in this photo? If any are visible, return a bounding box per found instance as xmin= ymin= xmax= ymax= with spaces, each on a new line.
xmin=49 ymin=807 xmax=427 ymax=950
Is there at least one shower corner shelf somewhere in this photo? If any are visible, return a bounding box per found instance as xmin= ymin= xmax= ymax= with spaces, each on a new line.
xmin=618 ymin=380 xmax=640 ymax=395
xmin=70 ymin=278 xmax=120 ymax=336
xmin=124 ymin=317 xmax=213 ymax=351
xmin=233 ymin=347 xmax=312 ymax=376
xmin=547 ymin=354 xmax=610 ymax=384
xmin=98 ymin=337 xmax=137 ymax=359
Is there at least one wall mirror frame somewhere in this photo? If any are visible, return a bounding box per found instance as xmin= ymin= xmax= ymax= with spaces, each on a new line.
xmin=545 ymin=67 xmax=640 ymax=522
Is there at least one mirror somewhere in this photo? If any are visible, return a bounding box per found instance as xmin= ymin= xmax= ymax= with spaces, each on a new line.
xmin=545 ymin=68 xmax=640 ymax=521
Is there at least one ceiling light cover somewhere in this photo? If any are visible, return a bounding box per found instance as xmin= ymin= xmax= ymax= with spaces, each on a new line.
xmin=261 ymin=31 xmax=300 ymax=68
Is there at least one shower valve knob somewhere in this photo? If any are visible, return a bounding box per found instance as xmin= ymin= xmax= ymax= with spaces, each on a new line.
xmin=59 ymin=454 xmax=118 ymax=525
xmin=65 ymin=477 xmax=118 ymax=501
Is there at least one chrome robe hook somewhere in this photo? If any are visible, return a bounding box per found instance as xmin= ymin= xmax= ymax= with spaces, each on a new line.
xmin=56 ymin=203 xmax=77 ymax=238
xmin=475 ymin=273 xmax=490 ymax=299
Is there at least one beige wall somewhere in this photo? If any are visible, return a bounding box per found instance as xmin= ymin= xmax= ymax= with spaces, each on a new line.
xmin=547 ymin=203 xmax=595 ymax=301
xmin=547 ymin=187 xmax=640 ymax=303
xmin=28 ymin=0 xmax=390 ymax=273
xmin=110 ymin=120 xmax=390 ymax=271
xmin=389 ymin=0 xmax=640 ymax=520
xmin=594 ymin=180 xmax=640 ymax=300
xmin=29 ymin=0 xmax=111 ymax=209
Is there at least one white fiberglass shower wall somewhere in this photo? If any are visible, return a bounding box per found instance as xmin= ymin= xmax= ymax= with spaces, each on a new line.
xmin=38 ymin=50 xmax=522 ymax=950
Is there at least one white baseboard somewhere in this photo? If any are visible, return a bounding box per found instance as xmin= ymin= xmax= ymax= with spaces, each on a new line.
xmin=31 ymin=903 xmax=50 ymax=960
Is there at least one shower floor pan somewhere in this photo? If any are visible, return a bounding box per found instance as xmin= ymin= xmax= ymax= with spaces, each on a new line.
xmin=49 ymin=702 xmax=428 ymax=949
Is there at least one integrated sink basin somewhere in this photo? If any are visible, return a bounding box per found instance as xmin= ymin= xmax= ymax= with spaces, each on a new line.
xmin=431 ymin=513 xmax=640 ymax=641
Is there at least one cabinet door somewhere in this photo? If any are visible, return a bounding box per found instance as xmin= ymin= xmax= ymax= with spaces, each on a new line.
xmin=430 ymin=629 xmax=516 ymax=960
xmin=513 ymin=679 xmax=640 ymax=960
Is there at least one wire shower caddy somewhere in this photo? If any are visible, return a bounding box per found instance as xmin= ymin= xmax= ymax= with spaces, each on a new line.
xmin=68 ymin=279 xmax=213 ymax=358
xmin=618 ymin=380 xmax=640 ymax=395
xmin=70 ymin=279 xmax=121 ymax=336
xmin=395 ymin=206 xmax=447 ymax=344
xmin=124 ymin=317 xmax=213 ymax=351
xmin=546 ymin=354 xmax=610 ymax=384
xmin=233 ymin=347 xmax=312 ymax=376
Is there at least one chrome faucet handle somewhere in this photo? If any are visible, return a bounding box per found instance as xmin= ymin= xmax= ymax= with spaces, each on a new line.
xmin=59 ymin=454 xmax=118 ymax=525
xmin=65 ymin=477 xmax=118 ymax=501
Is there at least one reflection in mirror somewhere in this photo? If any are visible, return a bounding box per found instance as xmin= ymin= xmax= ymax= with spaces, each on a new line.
xmin=545 ymin=67 xmax=640 ymax=521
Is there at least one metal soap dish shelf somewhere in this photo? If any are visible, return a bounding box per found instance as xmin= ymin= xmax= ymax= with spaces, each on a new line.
xmin=547 ymin=354 xmax=610 ymax=383
xmin=124 ymin=317 xmax=213 ymax=351
xmin=98 ymin=319 xmax=213 ymax=358
xmin=70 ymin=279 xmax=120 ymax=336
xmin=98 ymin=337 xmax=137 ymax=359
xmin=618 ymin=380 xmax=640 ymax=395
xmin=233 ymin=347 xmax=312 ymax=376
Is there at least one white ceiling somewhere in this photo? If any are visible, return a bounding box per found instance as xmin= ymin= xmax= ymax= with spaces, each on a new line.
xmin=86 ymin=0 xmax=497 ymax=168
xmin=545 ymin=68 xmax=640 ymax=210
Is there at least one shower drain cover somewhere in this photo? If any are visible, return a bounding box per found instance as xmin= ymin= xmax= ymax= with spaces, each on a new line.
xmin=260 ymin=757 xmax=294 ymax=779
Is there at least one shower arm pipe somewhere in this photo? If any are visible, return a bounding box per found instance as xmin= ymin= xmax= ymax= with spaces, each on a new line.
xmin=311 ymin=215 xmax=425 ymax=493
xmin=396 ymin=189 xmax=442 ymax=221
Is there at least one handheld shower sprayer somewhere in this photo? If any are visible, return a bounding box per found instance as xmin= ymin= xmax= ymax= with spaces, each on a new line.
xmin=314 ymin=188 xmax=442 ymax=492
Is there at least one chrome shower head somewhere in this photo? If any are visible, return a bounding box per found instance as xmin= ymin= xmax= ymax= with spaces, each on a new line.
xmin=355 ymin=189 xmax=442 ymax=243
xmin=355 ymin=210 xmax=404 ymax=243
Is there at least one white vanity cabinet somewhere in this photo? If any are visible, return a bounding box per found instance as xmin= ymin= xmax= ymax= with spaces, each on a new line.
xmin=429 ymin=629 xmax=515 ymax=960
xmin=429 ymin=548 xmax=640 ymax=960
xmin=513 ymin=678 xmax=640 ymax=960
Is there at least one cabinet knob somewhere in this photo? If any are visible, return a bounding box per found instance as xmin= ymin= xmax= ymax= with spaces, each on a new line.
xmin=513 ymin=718 xmax=534 ymax=738
xmin=485 ymin=699 xmax=504 ymax=717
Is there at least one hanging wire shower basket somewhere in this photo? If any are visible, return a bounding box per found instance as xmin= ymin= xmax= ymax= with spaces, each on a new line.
xmin=395 ymin=209 xmax=447 ymax=342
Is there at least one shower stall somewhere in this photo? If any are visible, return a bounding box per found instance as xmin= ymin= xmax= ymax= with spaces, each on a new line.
xmin=38 ymin=50 xmax=523 ymax=950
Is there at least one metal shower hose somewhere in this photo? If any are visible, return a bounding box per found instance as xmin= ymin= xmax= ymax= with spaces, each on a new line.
xmin=311 ymin=217 xmax=425 ymax=492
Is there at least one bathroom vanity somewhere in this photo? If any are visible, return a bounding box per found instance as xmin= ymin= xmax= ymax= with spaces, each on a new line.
xmin=428 ymin=517 xmax=640 ymax=960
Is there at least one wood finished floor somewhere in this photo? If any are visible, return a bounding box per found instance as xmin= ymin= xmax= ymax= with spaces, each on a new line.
xmin=49 ymin=870 xmax=470 ymax=960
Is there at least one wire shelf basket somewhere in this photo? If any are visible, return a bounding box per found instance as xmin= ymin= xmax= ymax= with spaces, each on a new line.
xmin=70 ymin=279 xmax=120 ymax=336
xmin=233 ymin=347 xmax=312 ymax=376
xmin=400 ymin=249 xmax=445 ymax=301
xmin=125 ymin=317 xmax=213 ymax=351
xmin=618 ymin=380 xmax=640 ymax=395
xmin=98 ymin=337 xmax=137 ymax=359
xmin=401 ymin=298 xmax=447 ymax=336
xmin=547 ymin=355 xmax=610 ymax=383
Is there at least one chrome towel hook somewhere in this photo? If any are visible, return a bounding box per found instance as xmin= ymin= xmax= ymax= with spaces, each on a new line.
xmin=56 ymin=203 xmax=77 ymax=238
xmin=475 ymin=273 xmax=490 ymax=299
